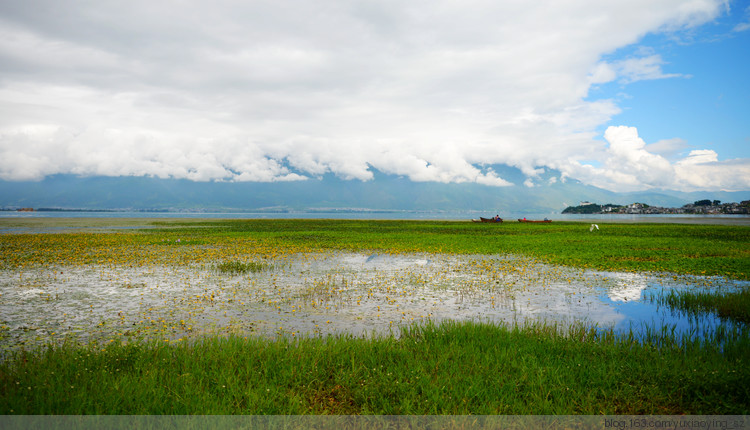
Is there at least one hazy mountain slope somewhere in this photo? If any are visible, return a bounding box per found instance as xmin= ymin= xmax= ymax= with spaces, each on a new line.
xmin=1 ymin=168 xmax=747 ymax=212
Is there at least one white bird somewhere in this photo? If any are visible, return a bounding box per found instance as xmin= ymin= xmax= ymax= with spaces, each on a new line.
xmin=589 ymin=224 xmax=599 ymax=232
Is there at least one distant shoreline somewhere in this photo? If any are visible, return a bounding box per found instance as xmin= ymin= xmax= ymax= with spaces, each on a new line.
xmin=1 ymin=212 xmax=749 ymax=228
xmin=563 ymin=200 xmax=750 ymax=216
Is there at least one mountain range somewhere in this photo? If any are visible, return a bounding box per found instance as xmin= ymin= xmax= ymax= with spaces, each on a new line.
xmin=1 ymin=166 xmax=748 ymax=214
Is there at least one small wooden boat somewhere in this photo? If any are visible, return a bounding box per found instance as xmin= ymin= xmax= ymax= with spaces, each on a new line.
xmin=472 ymin=217 xmax=503 ymax=223
xmin=518 ymin=218 xmax=551 ymax=223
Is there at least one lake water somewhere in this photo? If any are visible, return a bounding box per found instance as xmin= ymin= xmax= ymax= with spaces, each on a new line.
xmin=2 ymin=210 xmax=750 ymax=225
xmin=1 ymin=251 xmax=746 ymax=354
xmin=1 ymin=213 xmax=747 ymax=354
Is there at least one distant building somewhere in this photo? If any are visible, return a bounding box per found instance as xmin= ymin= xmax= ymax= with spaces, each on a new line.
xmin=562 ymin=200 xmax=748 ymax=215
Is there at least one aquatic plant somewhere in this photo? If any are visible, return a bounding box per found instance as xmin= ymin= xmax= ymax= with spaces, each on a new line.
xmin=1 ymin=218 xmax=749 ymax=415
xmin=214 ymin=260 xmax=274 ymax=275
xmin=650 ymin=288 xmax=750 ymax=324
xmin=2 ymin=219 xmax=748 ymax=279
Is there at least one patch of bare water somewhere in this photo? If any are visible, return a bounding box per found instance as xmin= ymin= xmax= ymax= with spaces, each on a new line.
xmin=0 ymin=251 xmax=746 ymax=354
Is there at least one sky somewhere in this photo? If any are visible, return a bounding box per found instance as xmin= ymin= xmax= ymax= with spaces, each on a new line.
xmin=0 ymin=0 xmax=748 ymax=192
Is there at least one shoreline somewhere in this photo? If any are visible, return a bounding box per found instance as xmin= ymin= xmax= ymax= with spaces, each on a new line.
xmin=1 ymin=215 xmax=750 ymax=231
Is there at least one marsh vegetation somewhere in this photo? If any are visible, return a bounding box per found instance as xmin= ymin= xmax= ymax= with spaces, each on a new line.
xmin=0 ymin=219 xmax=748 ymax=414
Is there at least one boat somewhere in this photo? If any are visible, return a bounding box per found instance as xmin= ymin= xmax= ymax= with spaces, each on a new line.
xmin=518 ymin=218 xmax=551 ymax=223
xmin=472 ymin=217 xmax=503 ymax=223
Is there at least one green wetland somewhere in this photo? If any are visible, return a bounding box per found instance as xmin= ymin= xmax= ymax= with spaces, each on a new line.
xmin=0 ymin=218 xmax=748 ymax=414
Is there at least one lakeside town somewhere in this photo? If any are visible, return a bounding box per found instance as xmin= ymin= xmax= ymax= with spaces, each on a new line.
xmin=563 ymin=200 xmax=750 ymax=215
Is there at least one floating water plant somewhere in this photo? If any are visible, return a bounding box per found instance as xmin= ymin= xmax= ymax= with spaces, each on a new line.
xmin=214 ymin=260 xmax=274 ymax=275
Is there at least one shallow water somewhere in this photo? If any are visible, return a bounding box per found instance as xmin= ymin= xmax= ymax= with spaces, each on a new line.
xmin=2 ymin=210 xmax=750 ymax=225
xmin=0 ymin=251 xmax=746 ymax=353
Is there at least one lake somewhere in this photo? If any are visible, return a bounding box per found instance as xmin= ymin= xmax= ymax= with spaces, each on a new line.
xmin=2 ymin=210 xmax=749 ymax=225
xmin=1 ymin=249 xmax=746 ymax=355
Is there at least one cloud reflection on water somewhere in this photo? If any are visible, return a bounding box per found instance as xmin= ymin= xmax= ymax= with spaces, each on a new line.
xmin=0 ymin=251 xmax=746 ymax=353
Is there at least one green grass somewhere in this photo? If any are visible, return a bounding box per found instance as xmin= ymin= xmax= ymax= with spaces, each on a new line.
xmin=3 ymin=219 xmax=749 ymax=279
xmin=156 ymin=219 xmax=750 ymax=280
xmin=1 ymin=218 xmax=749 ymax=415
xmin=1 ymin=320 xmax=748 ymax=415
xmin=651 ymin=289 xmax=750 ymax=324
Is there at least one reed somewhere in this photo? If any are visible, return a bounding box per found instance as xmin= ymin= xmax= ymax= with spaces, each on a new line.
xmin=650 ymin=288 xmax=750 ymax=324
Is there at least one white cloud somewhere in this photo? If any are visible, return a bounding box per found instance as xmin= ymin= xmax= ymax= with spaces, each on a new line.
xmin=559 ymin=126 xmax=750 ymax=192
xmin=603 ymin=126 xmax=677 ymax=186
xmin=733 ymin=5 xmax=750 ymax=32
xmin=0 ymin=0 xmax=740 ymax=192
xmin=674 ymin=153 xmax=750 ymax=191
xmin=645 ymin=137 xmax=690 ymax=159
xmin=678 ymin=149 xmax=719 ymax=165
xmin=588 ymin=62 xmax=618 ymax=85
xmin=611 ymin=55 xmax=686 ymax=83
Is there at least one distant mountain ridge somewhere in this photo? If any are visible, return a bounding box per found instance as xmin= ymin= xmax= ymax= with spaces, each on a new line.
xmin=1 ymin=167 xmax=748 ymax=214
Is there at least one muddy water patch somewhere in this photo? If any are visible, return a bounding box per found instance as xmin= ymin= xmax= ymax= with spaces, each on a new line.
xmin=0 ymin=252 xmax=746 ymax=354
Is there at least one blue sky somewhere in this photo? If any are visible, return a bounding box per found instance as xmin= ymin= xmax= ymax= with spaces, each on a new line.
xmin=591 ymin=4 xmax=750 ymax=161
xmin=0 ymin=0 xmax=748 ymax=192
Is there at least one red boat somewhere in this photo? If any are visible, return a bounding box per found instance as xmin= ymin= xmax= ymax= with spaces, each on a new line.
xmin=518 ymin=218 xmax=551 ymax=223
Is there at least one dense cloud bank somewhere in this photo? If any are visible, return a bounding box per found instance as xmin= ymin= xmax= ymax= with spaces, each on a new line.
xmin=0 ymin=0 xmax=747 ymax=191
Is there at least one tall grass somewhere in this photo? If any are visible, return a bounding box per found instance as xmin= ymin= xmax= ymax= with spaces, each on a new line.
xmin=1 ymin=320 xmax=748 ymax=415
xmin=650 ymin=288 xmax=750 ymax=324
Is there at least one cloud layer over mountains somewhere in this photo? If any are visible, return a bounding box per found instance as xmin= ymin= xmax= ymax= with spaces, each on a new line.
xmin=1 ymin=0 xmax=748 ymax=191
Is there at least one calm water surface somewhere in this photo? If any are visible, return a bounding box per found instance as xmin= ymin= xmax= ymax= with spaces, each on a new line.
xmin=2 ymin=210 xmax=749 ymax=225
xmin=1 ymin=251 xmax=746 ymax=354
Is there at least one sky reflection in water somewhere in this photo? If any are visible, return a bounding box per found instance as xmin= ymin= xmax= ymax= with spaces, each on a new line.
xmin=1 ymin=251 xmax=747 ymax=353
